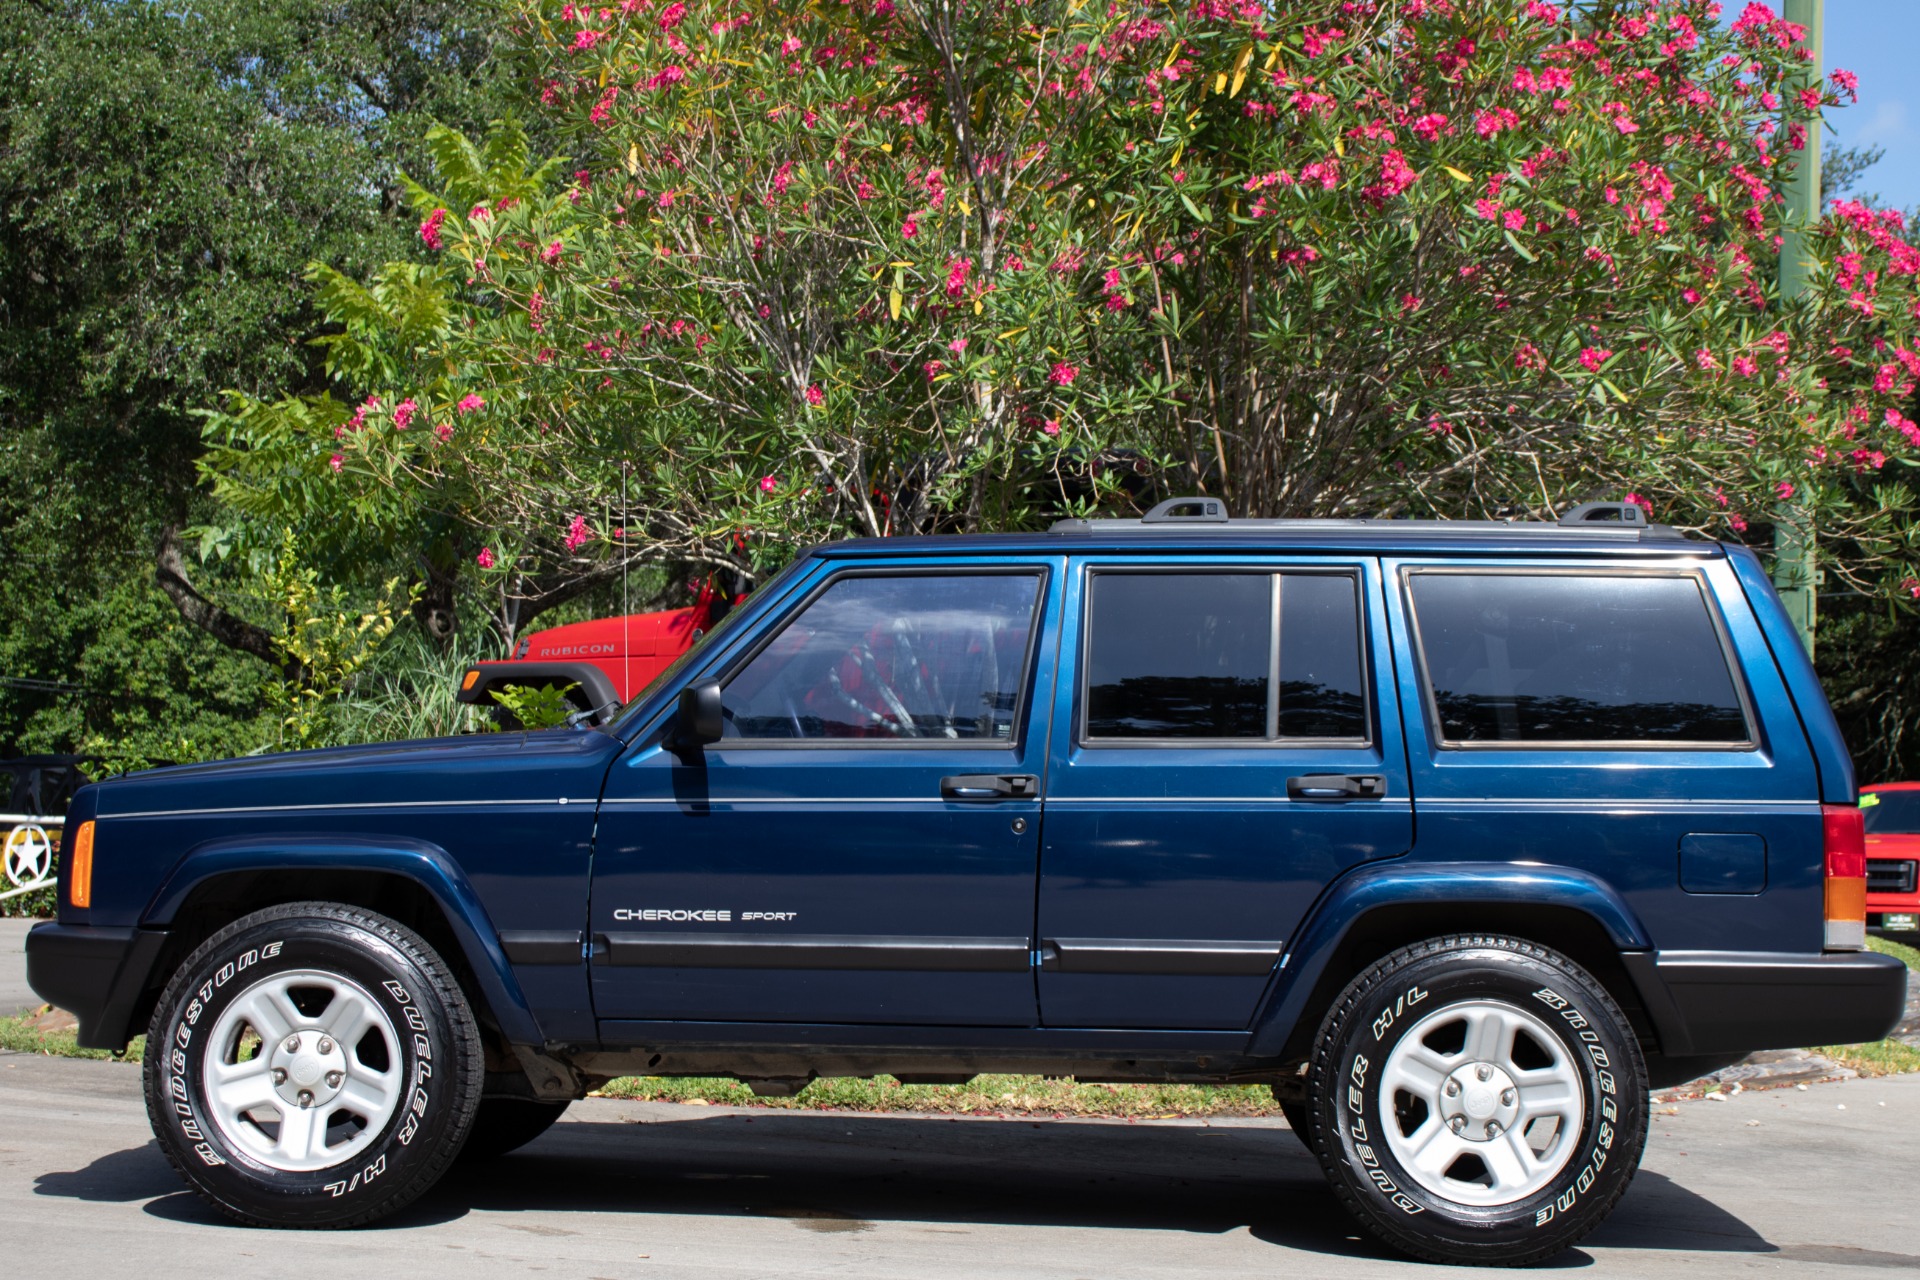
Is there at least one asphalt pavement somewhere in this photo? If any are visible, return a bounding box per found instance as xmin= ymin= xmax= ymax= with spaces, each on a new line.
xmin=1 ymin=918 xmax=38 ymax=1015
xmin=1 ymin=1049 xmax=1917 ymax=1277
xmin=6 ymin=922 xmax=1918 ymax=1277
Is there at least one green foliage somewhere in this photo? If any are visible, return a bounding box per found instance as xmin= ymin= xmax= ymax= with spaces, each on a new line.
xmin=262 ymin=532 xmax=406 ymax=749
xmin=488 ymin=682 xmax=579 ymax=731
xmin=197 ymin=0 xmax=1920 ymax=632
xmin=0 ymin=0 xmax=531 ymax=758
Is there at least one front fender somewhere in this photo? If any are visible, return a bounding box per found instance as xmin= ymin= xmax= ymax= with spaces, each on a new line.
xmin=144 ymin=834 xmax=542 ymax=1046
xmin=1247 ymin=861 xmax=1651 ymax=1057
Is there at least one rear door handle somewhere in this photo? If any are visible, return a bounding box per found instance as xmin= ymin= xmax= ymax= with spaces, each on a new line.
xmin=1287 ymin=773 xmax=1386 ymax=801
xmin=941 ymin=774 xmax=1038 ymax=801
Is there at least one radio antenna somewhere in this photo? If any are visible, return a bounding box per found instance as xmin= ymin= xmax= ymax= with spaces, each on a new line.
xmin=621 ymin=458 xmax=630 ymax=701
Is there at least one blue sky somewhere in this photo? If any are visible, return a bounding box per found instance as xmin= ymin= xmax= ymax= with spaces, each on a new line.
xmin=1823 ymin=0 xmax=1920 ymax=209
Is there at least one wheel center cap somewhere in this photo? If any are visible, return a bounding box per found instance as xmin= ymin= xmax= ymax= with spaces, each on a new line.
xmin=268 ymin=1034 xmax=348 ymax=1108
xmin=1439 ymin=1061 xmax=1521 ymax=1143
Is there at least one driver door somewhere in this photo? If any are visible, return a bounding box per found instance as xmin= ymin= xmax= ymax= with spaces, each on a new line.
xmin=589 ymin=560 xmax=1062 ymax=1031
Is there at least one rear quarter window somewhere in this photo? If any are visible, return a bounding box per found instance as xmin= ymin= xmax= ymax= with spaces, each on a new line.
xmin=1406 ymin=570 xmax=1753 ymax=748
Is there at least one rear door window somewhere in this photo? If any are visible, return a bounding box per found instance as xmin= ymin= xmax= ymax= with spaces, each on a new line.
xmin=1082 ymin=571 xmax=1367 ymax=742
xmin=1406 ymin=571 xmax=1752 ymax=747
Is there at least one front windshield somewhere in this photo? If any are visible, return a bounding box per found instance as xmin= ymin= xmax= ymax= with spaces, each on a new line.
xmin=1863 ymin=789 xmax=1920 ymax=835
xmin=606 ymin=558 xmax=809 ymax=733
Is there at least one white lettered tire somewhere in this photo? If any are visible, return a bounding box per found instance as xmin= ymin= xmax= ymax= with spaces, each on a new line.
xmin=1307 ymin=935 xmax=1648 ymax=1266
xmin=142 ymin=902 xmax=483 ymax=1227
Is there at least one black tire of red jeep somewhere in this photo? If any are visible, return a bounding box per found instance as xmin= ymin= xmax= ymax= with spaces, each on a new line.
xmin=459 ymin=1099 xmax=570 ymax=1161
xmin=142 ymin=902 xmax=484 ymax=1228
xmin=1307 ymin=935 xmax=1649 ymax=1267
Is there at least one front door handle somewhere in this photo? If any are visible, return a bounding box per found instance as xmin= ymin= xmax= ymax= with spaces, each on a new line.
xmin=941 ymin=774 xmax=1038 ymax=801
xmin=1287 ymin=773 xmax=1386 ymax=801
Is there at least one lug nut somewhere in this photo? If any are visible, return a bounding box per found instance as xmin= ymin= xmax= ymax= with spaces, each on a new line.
xmin=297 ymin=1090 xmax=314 ymax=1108
xmin=318 ymin=1038 xmax=334 ymax=1055
xmin=284 ymin=1035 xmax=301 ymax=1053
xmin=325 ymin=1071 xmax=343 ymax=1088
xmin=1476 ymin=1063 xmax=1493 ymax=1082
xmin=1485 ymin=1120 xmax=1504 ymax=1138
xmin=1501 ymin=1088 xmax=1516 ymax=1107
xmin=1448 ymin=1115 xmax=1466 ymax=1134
xmin=271 ymin=1068 xmax=287 ymax=1085
xmin=1444 ymin=1079 xmax=1460 ymax=1097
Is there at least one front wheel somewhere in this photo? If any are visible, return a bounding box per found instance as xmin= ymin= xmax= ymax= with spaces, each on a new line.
xmin=142 ymin=902 xmax=484 ymax=1227
xmin=1307 ymin=935 xmax=1648 ymax=1267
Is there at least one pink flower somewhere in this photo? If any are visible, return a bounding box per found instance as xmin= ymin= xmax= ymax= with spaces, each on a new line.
xmin=419 ymin=209 xmax=447 ymax=251
xmin=948 ymin=337 xmax=968 ymax=354
xmin=923 ymin=360 xmax=944 ymax=380
xmin=901 ymin=217 xmax=918 ymax=239
xmin=469 ymin=204 xmax=492 ymax=221
xmin=1042 ymin=419 xmax=1061 ymax=436
xmin=780 ymin=36 xmax=802 ymax=56
xmin=1625 ymin=493 xmax=1653 ymax=515
xmin=1797 ymin=87 xmax=1822 ymax=111
xmin=1613 ymin=113 xmax=1639 ymax=135
xmin=1730 ymin=515 xmax=1748 ymax=533
xmin=1411 ymin=112 xmax=1450 ymax=141
xmin=1732 ymin=355 xmax=1759 ymax=377
xmin=1904 ymin=576 xmax=1920 ymax=599
xmin=1513 ymin=342 xmax=1545 ymax=371
xmin=805 ymin=384 xmax=825 ymax=406
xmin=1831 ymin=68 xmax=1859 ymax=101
xmin=457 ymin=393 xmax=486 ymax=415
xmin=434 ymin=422 xmax=453 ymax=443
xmin=1399 ymin=293 xmax=1421 ymax=312
xmin=476 ymin=547 xmax=496 ymax=569
xmin=944 ymin=256 xmax=973 ymax=300
xmin=759 ymin=475 xmax=778 ymax=493
xmin=328 ymin=452 xmax=343 ymax=472
xmin=565 ymin=514 xmax=590 ymax=552
xmin=1774 ymin=482 xmax=1795 ymax=500
xmin=1694 ymin=348 xmax=1719 ymax=371
xmin=542 ymin=240 xmax=564 ymax=264
xmin=1473 ymin=107 xmax=1519 ymax=139
xmin=393 ymin=398 xmax=419 ymax=430
xmin=1050 ymin=361 xmax=1079 ymax=386
xmin=658 ymin=1 xmax=686 ymax=29
xmin=1502 ymin=208 xmax=1526 ymax=231
xmin=1578 ymin=346 xmax=1611 ymax=372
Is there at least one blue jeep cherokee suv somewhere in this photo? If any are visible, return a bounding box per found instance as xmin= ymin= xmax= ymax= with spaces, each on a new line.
xmin=26 ymin=499 xmax=1908 ymax=1264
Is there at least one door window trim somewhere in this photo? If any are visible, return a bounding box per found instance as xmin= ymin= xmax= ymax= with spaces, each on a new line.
xmin=709 ymin=564 xmax=1052 ymax=751
xmin=1075 ymin=566 xmax=1374 ymax=750
xmin=1400 ymin=564 xmax=1761 ymax=753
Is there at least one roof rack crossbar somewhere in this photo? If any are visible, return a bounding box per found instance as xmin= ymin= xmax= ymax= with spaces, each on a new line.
xmin=1557 ymin=500 xmax=1649 ymax=528
xmin=1139 ymin=496 xmax=1230 ymax=524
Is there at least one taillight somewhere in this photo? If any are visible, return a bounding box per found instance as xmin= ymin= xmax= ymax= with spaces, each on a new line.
xmin=68 ymin=820 xmax=95 ymax=909
xmin=1823 ymin=804 xmax=1867 ymax=950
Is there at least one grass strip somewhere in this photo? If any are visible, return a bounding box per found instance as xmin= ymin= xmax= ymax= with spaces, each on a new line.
xmin=595 ymin=1073 xmax=1282 ymax=1117
xmin=0 ymin=1010 xmax=143 ymax=1062
xmin=1812 ymin=936 xmax=1920 ymax=1076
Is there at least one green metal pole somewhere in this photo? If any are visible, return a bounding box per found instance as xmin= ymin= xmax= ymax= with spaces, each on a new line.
xmin=1775 ymin=0 xmax=1822 ymax=658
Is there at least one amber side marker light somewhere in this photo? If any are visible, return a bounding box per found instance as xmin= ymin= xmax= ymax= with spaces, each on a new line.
xmin=461 ymin=670 xmax=480 ymax=691
xmin=69 ymin=820 xmax=95 ymax=909
xmin=1823 ymin=804 xmax=1867 ymax=951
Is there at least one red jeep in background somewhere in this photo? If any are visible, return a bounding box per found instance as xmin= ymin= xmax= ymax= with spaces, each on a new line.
xmin=1863 ymin=782 xmax=1920 ymax=939
xmin=456 ymin=582 xmax=732 ymax=724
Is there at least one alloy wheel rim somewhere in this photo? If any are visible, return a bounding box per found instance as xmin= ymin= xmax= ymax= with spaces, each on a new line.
xmin=198 ymin=968 xmax=405 ymax=1173
xmin=1377 ymin=998 xmax=1587 ymax=1207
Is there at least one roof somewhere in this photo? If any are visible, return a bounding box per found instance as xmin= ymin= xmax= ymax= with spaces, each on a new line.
xmin=818 ymin=498 xmax=1721 ymax=561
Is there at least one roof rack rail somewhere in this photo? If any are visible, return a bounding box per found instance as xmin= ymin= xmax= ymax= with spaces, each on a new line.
xmin=1047 ymin=497 xmax=1691 ymax=542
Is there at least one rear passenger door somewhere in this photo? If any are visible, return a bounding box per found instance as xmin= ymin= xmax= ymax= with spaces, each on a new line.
xmin=1386 ymin=558 xmax=1823 ymax=953
xmin=1034 ymin=557 xmax=1412 ymax=1030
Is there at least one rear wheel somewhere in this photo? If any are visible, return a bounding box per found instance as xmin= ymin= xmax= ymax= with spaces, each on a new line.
xmin=460 ymin=1099 xmax=570 ymax=1161
xmin=142 ymin=902 xmax=484 ymax=1227
xmin=1307 ymin=935 xmax=1647 ymax=1267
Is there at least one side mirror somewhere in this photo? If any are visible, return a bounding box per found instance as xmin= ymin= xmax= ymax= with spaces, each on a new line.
xmin=674 ymin=680 xmax=724 ymax=751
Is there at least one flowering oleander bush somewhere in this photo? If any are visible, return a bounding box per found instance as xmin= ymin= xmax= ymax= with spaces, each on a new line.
xmin=200 ymin=0 xmax=1920 ymax=623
